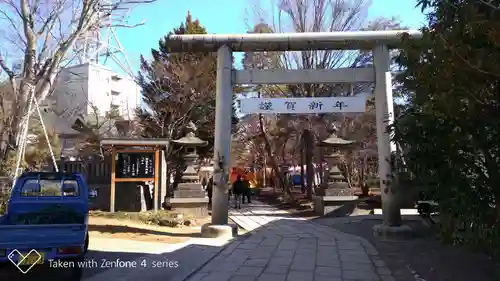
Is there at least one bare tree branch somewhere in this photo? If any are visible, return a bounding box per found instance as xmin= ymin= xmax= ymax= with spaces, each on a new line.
xmin=0 ymin=0 xmax=156 ymax=174
xmin=478 ymin=0 xmax=500 ymax=10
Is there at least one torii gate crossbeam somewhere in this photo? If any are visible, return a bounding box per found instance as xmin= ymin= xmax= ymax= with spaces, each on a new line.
xmin=164 ymin=30 xmax=423 ymax=229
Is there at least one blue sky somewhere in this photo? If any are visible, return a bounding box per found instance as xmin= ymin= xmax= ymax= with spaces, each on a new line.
xmin=111 ymin=0 xmax=426 ymax=75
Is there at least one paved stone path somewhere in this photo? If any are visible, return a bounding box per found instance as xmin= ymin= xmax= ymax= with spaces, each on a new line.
xmin=229 ymin=201 xmax=300 ymax=231
xmin=77 ymin=200 xmax=395 ymax=281
xmin=189 ymin=200 xmax=395 ymax=281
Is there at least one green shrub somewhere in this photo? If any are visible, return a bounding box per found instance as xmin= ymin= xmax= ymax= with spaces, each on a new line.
xmin=90 ymin=210 xmax=186 ymax=227
xmin=141 ymin=212 xmax=181 ymax=227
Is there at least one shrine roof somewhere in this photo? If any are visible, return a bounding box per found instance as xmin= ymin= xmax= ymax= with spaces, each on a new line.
xmin=100 ymin=138 xmax=170 ymax=147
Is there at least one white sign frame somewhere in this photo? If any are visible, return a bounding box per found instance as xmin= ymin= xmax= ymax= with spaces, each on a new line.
xmin=239 ymin=96 xmax=367 ymax=114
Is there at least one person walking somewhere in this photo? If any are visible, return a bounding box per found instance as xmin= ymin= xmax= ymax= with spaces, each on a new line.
xmin=232 ymin=175 xmax=244 ymax=209
xmin=201 ymin=177 xmax=207 ymax=191
xmin=242 ymin=176 xmax=252 ymax=204
xmin=207 ymin=177 xmax=213 ymax=207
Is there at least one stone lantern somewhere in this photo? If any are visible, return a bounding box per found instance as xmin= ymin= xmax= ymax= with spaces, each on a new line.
xmin=319 ymin=131 xmax=355 ymax=196
xmin=166 ymin=122 xmax=209 ymax=216
xmin=312 ymin=128 xmax=358 ymax=215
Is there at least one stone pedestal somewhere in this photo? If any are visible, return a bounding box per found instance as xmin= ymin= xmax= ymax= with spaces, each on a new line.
xmin=312 ymin=195 xmax=359 ymax=216
xmin=201 ymin=223 xmax=238 ymax=239
xmin=167 ymin=197 xmax=209 ymax=217
xmin=373 ymin=224 xmax=414 ymax=240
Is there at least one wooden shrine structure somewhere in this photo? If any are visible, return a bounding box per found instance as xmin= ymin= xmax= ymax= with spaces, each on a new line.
xmin=100 ymin=138 xmax=170 ymax=212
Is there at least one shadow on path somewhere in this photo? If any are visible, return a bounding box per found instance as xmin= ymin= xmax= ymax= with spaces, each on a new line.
xmin=314 ymin=216 xmax=499 ymax=281
xmin=235 ymin=192 xmax=499 ymax=281
xmin=0 ymin=250 xmax=148 ymax=281
xmin=2 ymin=197 xmax=496 ymax=281
xmin=0 ymin=243 xmax=225 ymax=281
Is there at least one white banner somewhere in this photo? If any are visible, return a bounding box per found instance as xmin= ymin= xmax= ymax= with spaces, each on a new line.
xmin=239 ymin=96 xmax=367 ymax=114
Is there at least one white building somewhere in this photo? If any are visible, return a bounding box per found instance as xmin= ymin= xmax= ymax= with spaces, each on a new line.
xmin=42 ymin=63 xmax=141 ymax=122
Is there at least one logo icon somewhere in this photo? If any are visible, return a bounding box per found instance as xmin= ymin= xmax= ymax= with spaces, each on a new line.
xmin=7 ymin=249 xmax=42 ymax=274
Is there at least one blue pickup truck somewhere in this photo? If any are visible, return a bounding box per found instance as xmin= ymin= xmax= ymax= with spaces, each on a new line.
xmin=0 ymin=172 xmax=95 ymax=275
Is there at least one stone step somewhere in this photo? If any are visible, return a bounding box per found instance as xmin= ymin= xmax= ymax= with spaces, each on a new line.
xmin=177 ymin=183 xmax=204 ymax=190
xmin=173 ymin=190 xmax=206 ymax=198
xmin=176 ymin=187 xmax=204 ymax=191
xmin=324 ymin=188 xmax=355 ymax=196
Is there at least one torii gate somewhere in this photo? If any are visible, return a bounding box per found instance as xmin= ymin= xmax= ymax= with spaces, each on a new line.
xmin=164 ymin=30 xmax=423 ymax=231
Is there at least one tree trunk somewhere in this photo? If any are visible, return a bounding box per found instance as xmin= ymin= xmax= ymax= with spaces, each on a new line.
xmin=280 ymin=143 xmax=287 ymax=168
xmin=263 ymin=156 xmax=267 ymax=188
xmin=361 ymin=155 xmax=368 ymax=196
xmin=258 ymin=113 xmax=294 ymax=202
xmin=303 ymin=129 xmax=314 ymax=200
xmin=318 ymin=148 xmax=324 ymax=186
xmin=341 ymin=162 xmax=353 ymax=188
xmin=300 ymin=142 xmax=305 ymax=193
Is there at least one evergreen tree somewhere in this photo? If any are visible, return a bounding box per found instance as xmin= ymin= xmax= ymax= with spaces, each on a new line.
xmin=137 ymin=12 xmax=238 ymax=162
xmin=394 ymin=0 xmax=500 ymax=252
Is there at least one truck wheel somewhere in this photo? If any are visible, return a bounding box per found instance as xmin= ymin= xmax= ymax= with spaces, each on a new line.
xmin=84 ymin=233 xmax=89 ymax=253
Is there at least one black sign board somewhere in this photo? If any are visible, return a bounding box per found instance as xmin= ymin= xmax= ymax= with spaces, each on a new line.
xmin=116 ymin=153 xmax=155 ymax=178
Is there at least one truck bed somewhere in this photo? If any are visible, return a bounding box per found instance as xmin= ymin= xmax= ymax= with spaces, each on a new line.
xmin=0 ymin=224 xmax=86 ymax=255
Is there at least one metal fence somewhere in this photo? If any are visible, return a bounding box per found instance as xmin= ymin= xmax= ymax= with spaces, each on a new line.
xmin=57 ymin=159 xmax=111 ymax=185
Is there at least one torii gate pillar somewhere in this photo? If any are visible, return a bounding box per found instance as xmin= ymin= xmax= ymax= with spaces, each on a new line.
xmin=373 ymin=44 xmax=400 ymax=227
xmin=212 ymin=45 xmax=233 ymax=226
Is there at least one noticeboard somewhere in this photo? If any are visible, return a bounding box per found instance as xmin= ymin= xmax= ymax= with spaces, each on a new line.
xmin=116 ymin=152 xmax=155 ymax=178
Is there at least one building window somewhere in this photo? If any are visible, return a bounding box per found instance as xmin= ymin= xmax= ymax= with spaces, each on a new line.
xmin=108 ymin=102 xmax=120 ymax=118
xmin=111 ymin=90 xmax=120 ymax=96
